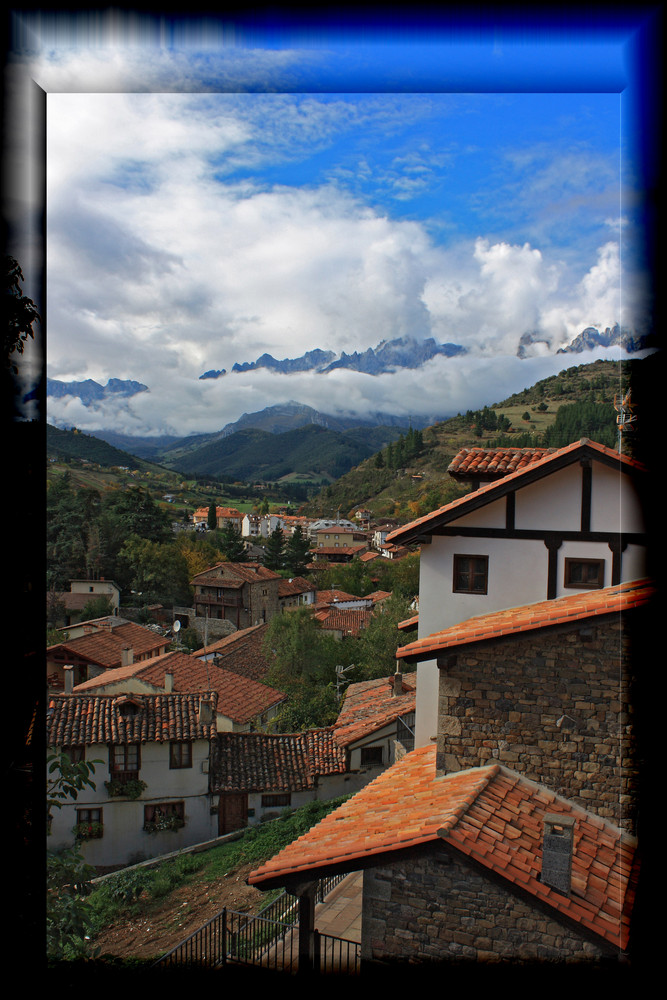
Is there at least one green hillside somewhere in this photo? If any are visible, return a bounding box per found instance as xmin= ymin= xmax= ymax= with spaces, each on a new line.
xmin=162 ymin=422 xmax=403 ymax=484
xmin=302 ymin=358 xmax=640 ymax=522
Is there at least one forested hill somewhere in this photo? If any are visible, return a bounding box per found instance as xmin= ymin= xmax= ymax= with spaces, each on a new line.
xmin=47 ymin=423 xmax=145 ymax=470
xmin=301 ymin=358 xmax=643 ymax=523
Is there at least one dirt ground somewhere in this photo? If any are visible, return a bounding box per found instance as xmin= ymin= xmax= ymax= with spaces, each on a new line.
xmin=92 ymin=862 xmax=268 ymax=962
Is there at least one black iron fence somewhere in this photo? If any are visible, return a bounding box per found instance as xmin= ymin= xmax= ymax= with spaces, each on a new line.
xmin=152 ymin=873 xmax=359 ymax=974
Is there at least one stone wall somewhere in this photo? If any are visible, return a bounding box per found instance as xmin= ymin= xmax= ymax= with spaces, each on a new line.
xmin=362 ymin=843 xmax=608 ymax=965
xmin=435 ymin=616 xmax=638 ymax=832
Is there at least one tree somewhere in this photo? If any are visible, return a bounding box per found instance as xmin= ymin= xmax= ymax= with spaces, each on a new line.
xmin=118 ymin=537 xmax=192 ymax=605
xmin=284 ymin=525 xmax=311 ymax=576
xmin=4 ymin=256 xmax=40 ymax=373
xmin=79 ymin=595 xmax=114 ymax=622
xmin=263 ymin=526 xmax=286 ymax=571
xmin=207 ymin=504 xmax=217 ymax=531
xmin=47 ymin=751 xmax=100 ymax=961
xmin=219 ymin=520 xmax=246 ymax=562
xmin=354 ymin=593 xmax=414 ymax=680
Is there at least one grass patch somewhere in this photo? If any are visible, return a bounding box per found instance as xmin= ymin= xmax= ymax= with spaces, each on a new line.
xmin=85 ymin=795 xmax=350 ymax=940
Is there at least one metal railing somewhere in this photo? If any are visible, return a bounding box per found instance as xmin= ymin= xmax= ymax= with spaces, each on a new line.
xmin=152 ymin=873 xmax=355 ymax=974
xmin=313 ymin=930 xmax=361 ymax=975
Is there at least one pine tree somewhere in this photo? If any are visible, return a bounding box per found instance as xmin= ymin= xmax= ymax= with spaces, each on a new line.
xmin=220 ymin=521 xmax=245 ymax=562
xmin=285 ymin=525 xmax=311 ymax=576
xmin=263 ymin=526 xmax=286 ymax=571
xmin=207 ymin=504 xmax=217 ymax=530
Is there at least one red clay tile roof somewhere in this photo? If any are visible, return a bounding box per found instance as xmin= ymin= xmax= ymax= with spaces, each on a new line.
xmin=209 ymin=729 xmax=347 ymax=792
xmin=334 ymin=674 xmax=416 ymax=746
xmin=47 ymin=621 xmax=168 ymax=669
xmin=248 ymin=746 xmax=637 ymax=950
xmin=191 ymin=562 xmax=281 ymax=586
xmin=47 ymin=691 xmax=218 ymax=746
xmin=314 ymin=607 xmax=373 ymax=636
xmin=72 ymin=650 xmax=286 ymax=724
xmin=397 ymin=613 xmax=419 ymax=632
xmin=387 ymin=438 xmax=647 ymax=545
xmin=396 ymin=579 xmax=654 ymax=663
xmin=194 ymin=623 xmax=272 ymax=683
xmin=315 ymin=590 xmax=362 ymax=605
xmin=448 ymin=446 xmax=555 ymax=480
xmin=278 ymin=577 xmax=316 ymax=598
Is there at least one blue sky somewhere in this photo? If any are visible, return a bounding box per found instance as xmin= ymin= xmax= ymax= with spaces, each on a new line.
xmin=6 ymin=9 xmax=659 ymax=436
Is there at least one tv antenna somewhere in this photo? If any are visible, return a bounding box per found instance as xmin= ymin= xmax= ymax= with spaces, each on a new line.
xmin=613 ymin=389 xmax=636 ymax=453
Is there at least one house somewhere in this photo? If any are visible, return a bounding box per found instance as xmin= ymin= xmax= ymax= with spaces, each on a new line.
xmin=247 ymin=578 xmax=650 ymax=965
xmin=47 ymin=578 xmax=121 ymax=627
xmin=47 ymin=690 xmax=219 ymax=869
xmin=47 ymin=619 xmax=170 ymax=692
xmin=208 ymin=673 xmax=417 ymax=834
xmin=333 ymin=671 xmax=417 ymax=768
xmin=248 ymin=749 xmax=638 ymax=964
xmin=190 ymin=562 xmax=281 ymax=630
xmin=208 ymin=729 xmax=350 ymax=833
xmin=385 ymin=438 xmax=648 ymax=748
xmin=192 ymin=622 xmax=272 ymax=682
xmin=192 ymin=506 xmax=243 ymax=531
xmin=278 ymin=576 xmax=317 ymax=610
xmin=70 ymin=649 xmax=287 ymax=733
xmin=314 ymin=606 xmax=373 ymax=639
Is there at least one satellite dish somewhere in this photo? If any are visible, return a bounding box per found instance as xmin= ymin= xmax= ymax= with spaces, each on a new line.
xmin=173 ymin=620 xmax=181 ymax=633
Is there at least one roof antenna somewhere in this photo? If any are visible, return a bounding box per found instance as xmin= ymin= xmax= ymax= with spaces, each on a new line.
xmin=614 ymin=389 xmax=636 ymax=453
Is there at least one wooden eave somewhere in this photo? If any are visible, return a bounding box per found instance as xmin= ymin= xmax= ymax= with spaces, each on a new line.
xmin=392 ymin=442 xmax=645 ymax=545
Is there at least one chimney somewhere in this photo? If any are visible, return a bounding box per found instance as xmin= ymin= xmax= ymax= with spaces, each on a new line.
xmin=391 ymin=664 xmax=403 ymax=697
xmin=541 ymin=814 xmax=575 ymax=893
xmin=164 ymin=672 xmax=174 ymax=693
xmin=121 ymin=646 xmax=134 ymax=667
xmin=63 ymin=665 xmax=74 ymax=695
xmin=198 ymin=696 xmax=214 ymax=726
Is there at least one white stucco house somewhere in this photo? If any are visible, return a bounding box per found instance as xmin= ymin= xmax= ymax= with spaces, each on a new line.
xmin=386 ymin=439 xmax=648 ymax=748
xmin=47 ymin=690 xmax=219 ymax=869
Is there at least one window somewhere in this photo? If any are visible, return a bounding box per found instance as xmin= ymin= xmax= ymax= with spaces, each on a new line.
xmin=453 ymin=554 xmax=489 ymax=594
xmin=360 ymin=745 xmax=384 ymax=767
xmin=75 ymin=808 xmax=103 ymax=839
xmin=169 ymin=742 xmax=192 ymax=769
xmin=261 ymin=793 xmax=291 ymax=808
xmin=564 ymin=558 xmax=604 ymax=589
xmin=109 ymin=744 xmax=140 ymax=780
xmin=143 ymin=801 xmax=185 ymax=832
xmin=62 ymin=745 xmax=84 ymax=764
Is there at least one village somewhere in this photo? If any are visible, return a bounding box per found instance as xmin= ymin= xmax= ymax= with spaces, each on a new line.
xmin=46 ymin=436 xmax=651 ymax=972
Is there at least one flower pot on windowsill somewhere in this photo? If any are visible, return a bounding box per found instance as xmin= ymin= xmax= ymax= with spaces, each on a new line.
xmin=144 ymin=815 xmax=185 ymax=834
xmin=73 ymin=821 xmax=104 ymax=840
xmin=104 ymin=778 xmax=147 ymax=799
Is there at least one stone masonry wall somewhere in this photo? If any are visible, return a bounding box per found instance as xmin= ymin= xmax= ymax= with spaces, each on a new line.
xmin=435 ymin=617 xmax=637 ymax=832
xmin=362 ymin=843 xmax=608 ymax=965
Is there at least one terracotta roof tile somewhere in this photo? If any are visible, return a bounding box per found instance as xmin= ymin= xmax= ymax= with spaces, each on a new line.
xmin=333 ymin=674 xmax=416 ymax=746
xmin=249 ymin=747 xmax=637 ymax=950
xmin=46 ymin=691 xmax=218 ymax=746
xmin=191 ymin=562 xmax=281 ymax=586
xmin=396 ymin=579 xmax=654 ymax=662
xmin=209 ymin=729 xmax=347 ymax=792
xmin=387 ymin=438 xmax=647 ymax=545
xmin=48 ymin=621 xmax=168 ymax=669
xmin=448 ymin=446 xmax=555 ymax=480
xmin=193 ymin=623 xmax=272 ymax=683
xmin=72 ymin=650 xmax=286 ymax=725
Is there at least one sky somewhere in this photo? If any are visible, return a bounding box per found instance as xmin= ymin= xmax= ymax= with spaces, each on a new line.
xmin=5 ymin=11 xmax=660 ymax=438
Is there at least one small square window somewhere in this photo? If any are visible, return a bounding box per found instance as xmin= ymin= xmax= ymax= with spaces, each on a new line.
xmin=75 ymin=808 xmax=103 ymax=840
xmin=144 ymin=801 xmax=185 ymax=832
xmin=261 ymin=793 xmax=291 ymax=808
xmin=453 ymin=554 xmax=489 ymax=594
xmin=169 ymin=742 xmax=192 ymax=769
xmin=360 ymin=745 xmax=384 ymax=767
xmin=564 ymin=558 xmax=604 ymax=589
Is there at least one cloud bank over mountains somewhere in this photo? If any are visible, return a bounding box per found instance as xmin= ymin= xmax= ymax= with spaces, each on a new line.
xmin=42 ymin=83 xmax=649 ymax=438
